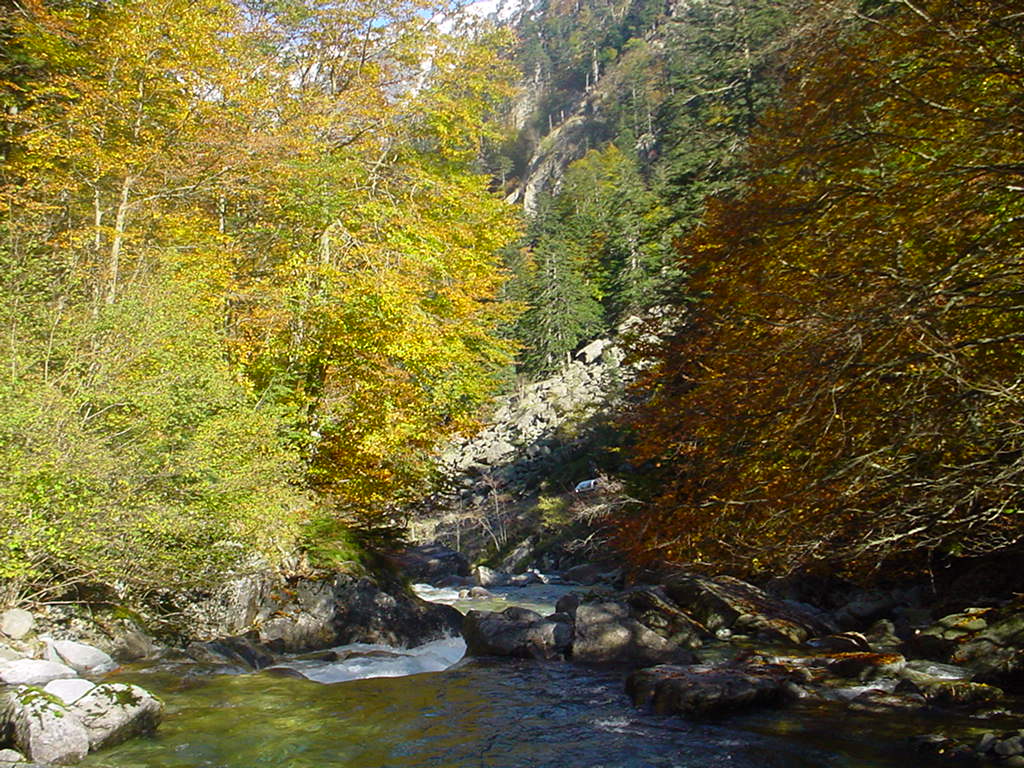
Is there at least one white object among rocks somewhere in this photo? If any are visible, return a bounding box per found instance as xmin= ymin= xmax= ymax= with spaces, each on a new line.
xmin=0 ymin=609 xmax=35 ymax=641
xmin=0 ymin=658 xmax=77 ymax=686
xmin=0 ymin=748 xmax=26 ymax=763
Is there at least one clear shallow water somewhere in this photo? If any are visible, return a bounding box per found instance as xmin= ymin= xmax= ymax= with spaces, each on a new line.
xmin=82 ymin=657 xmax=944 ymax=768
xmin=77 ymin=583 xmax=1022 ymax=768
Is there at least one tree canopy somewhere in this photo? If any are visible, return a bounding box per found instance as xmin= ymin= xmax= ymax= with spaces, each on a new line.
xmin=0 ymin=0 xmax=520 ymax=604
xmin=619 ymin=0 xmax=1024 ymax=579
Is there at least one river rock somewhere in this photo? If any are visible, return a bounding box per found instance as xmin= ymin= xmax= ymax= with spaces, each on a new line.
xmin=463 ymin=607 xmax=571 ymax=660
xmin=43 ymin=679 xmax=96 ymax=705
xmin=47 ymin=639 xmax=116 ymax=675
xmin=0 ymin=659 xmax=77 ymax=686
xmin=912 ymin=604 xmax=1024 ymax=688
xmin=256 ymin=575 xmax=463 ymax=653
xmin=555 ymin=593 xmax=581 ymax=618
xmin=2 ymin=685 xmax=91 ymax=765
xmin=0 ymin=749 xmax=26 ymax=763
xmin=664 ymin=573 xmax=834 ymax=644
xmin=626 ymin=587 xmax=708 ymax=649
xmin=922 ymin=679 xmax=1004 ymax=707
xmin=188 ymin=634 xmax=276 ymax=670
xmin=627 ymin=662 xmax=795 ymax=718
xmin=824 ymin=652 xmax=906 ymax=682
xmin=0 ymin=610 xmax=35 ymax=641
xmin=912 ymin=608 xmax=991 ymax=658
xmin=563 ymin=563 xmax=605 ymax=585
xmin=395 ymin=544 xmax=470 ymax=585
xmin=572 ymin=602 xmax=692 ymax=666
xmin=68 ymin=683 xmax=163 ymax=751
xmin=473 ymin=566 xmax=512 ymax=588
xmin=847 ymin=689 xmax=926 ymax=714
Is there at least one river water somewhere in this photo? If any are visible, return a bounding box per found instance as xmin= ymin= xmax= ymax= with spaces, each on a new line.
xmin=79 ymin=585 xmax=1005 ymax=768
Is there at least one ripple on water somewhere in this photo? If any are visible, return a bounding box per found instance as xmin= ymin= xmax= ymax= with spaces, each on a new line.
xmin=80 ymin=656 xmax=941 ymax=768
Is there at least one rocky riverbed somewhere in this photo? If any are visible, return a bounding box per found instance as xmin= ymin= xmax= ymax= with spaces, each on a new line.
xmin=6 ymin=550 xmax=1024 ymax=766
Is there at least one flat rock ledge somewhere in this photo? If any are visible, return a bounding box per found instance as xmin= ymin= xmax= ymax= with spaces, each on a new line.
xmin=627 ymin=663 xmax=797 ymax=719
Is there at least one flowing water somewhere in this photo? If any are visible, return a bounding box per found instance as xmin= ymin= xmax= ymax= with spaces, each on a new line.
xmin=79 ymin=585 xmax=1017 ymax=768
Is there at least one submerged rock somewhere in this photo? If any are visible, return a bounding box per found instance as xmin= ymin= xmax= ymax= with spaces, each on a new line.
xmin=463 ymin=607 xmax=571 ymax=660
xmin=627 ymin=662 xmax=795 ymax=718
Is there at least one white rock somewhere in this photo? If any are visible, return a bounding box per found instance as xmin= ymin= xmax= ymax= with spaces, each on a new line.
xmin=69 ymin=683 xmax=163 ymax=750
xmin=0 ymin=659 xmax=77 ymax=686
xmin=50 ymin=639 xmax=116 ymax=674
xmin=44 ymin=678 xmax=96 ymax=705
xmin=0 ymin=609 xmax=35 ymax=640
xmin=577 ymin=338 xmax=610 ymax=364
xmin=0 ymin=748 xmax=25 ymax=762
xmin=3 ymin=685 xmax=90 ymax=765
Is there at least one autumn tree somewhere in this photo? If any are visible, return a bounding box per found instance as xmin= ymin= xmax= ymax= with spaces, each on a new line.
xmin=619 ymin=0 xmax=1024 ymax=579
xmin=0 ymin=0 xmax=520 ymax=604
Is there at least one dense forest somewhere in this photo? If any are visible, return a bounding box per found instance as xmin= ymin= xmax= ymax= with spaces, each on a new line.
xmin=0 ymin=0 xmax=519 ymax=605
xmin=2 ymin=0 xmax=1022 ymax=610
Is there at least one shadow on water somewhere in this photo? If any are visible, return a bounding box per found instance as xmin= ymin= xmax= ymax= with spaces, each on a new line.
xmin=79 ymin=654 xmax=975 ymax=768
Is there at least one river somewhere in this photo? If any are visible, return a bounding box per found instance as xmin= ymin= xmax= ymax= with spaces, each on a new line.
xmin=79 ymin=585 xmax=1002 ymax=767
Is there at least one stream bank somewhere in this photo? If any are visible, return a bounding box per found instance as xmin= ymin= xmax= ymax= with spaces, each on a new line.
xmin=6 ymin=556 xmax=1024 ymax=767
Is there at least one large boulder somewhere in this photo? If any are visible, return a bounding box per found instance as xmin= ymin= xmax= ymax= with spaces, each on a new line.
xmin=572 ymin=602 xmax=693 ymax=666
xmin=627 ymin=662 xmax=796 ymax=719
xmin=664 ymin=573 xmax=834 ymax=644
xmin=0 ymin=659 xmax=77 ymax=686
xmin=394 ymin=544 xmax=470 ymax=585
xmin=463 ymin=608 xmax=572 ymax=660
xmin=2 ymin=686 xmax=90 ymax=765
xmin=69 ymin=683 xmax=163 ymax=751
xmin=257 ymin=575 xmax=463 ymax=653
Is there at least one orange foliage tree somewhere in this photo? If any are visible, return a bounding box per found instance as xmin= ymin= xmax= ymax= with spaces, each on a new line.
xmin=619 ymin=0 xmax=1024 ymax=579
